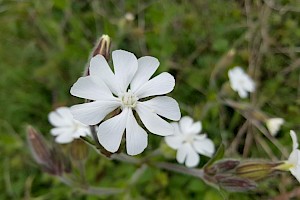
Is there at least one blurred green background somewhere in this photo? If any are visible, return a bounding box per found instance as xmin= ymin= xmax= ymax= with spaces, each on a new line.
xmin=0 ymin=0 xmax=300 ymax=199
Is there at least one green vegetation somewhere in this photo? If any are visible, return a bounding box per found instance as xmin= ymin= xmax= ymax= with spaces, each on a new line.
xmin=0 ymin=0 xmax=299 ymax=199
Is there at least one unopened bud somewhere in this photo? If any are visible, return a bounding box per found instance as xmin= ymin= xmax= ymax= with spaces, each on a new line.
xmin=216 ymin=175 xmax=257 ymax=192
xmin=27 ymin=126 xmax=53 ymax=168
xmin=27 ymin=126 xmax=71 ymax=175
xmin=83 ymin=35 xmax=111 ymax=76
xmin=236 ymin=162 xmax=280 ymax=181
xmin=70 ymin=139 xmax=89 ymax=161
xmin=92 ymin=34 xmax=111 ymax=60
xmin=206 ymin=160 xmax=240 ymax=175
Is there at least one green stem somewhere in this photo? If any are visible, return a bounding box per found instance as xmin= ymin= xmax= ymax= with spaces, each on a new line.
xmin=155 ymin=162 xmax=204 ymax=179
xmin=58 ymin=175 xmax=122 ymax=196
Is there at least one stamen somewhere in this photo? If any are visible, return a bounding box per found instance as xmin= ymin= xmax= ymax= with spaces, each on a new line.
xmin=119 ymin=90 xmax=138 ymax=109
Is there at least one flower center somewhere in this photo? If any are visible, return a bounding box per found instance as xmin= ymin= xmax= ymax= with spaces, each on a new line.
xmin=119 ymin=90 xmax=138 ymax=109
xmin=183 ymin=134 xmax=195 ymax=144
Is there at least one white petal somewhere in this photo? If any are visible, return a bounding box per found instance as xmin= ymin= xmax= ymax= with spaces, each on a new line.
xmin=71 ymin=100 xmax=121 ymax=125
xmin=176 ymin=143 xmax=200 ymax=167
xmin=56 ymin=107 xmax=73 ymax=119
xmin=185 ymin=145 xmax=200 ymax=168
xmin=238 ymin=88 xmax=248 ymax=98
xmin=139 ymin=96 xmax=181 ymax=120
xmin=179 ymin=116 xmax=194 ymax=134
xmin=290 ymin=166 xmax=300 ymax=183
xmin=165 ymin=135 xmax=183 ymax=149
xmin=130 ymin=56 xmax=159 ymax=92
xmin=97 ymin=108 xmax=129 ymax=153
xmin=136 ymin=103 xmax=174 ymax=136
xmin=134 ymin=72 xmax=175 ymax=99
xmin=48 ymin=111 xmax=72 ymax=127
xmin=288 ymin=149 xmax=300 ymax=166
xmin=193 ymin=137 xmax=215 ymax=157
xmin=171 ymin=122 xmax=182 ymax=135
xmin=266 ymin=118 xmax=284 ymax=136
xmin=290 ymin=130 xmax=299 ymax=150
xmin=244 ymin=77 xmax=255 ymax=92
xmin=229 ymin=67 xmax=244 ymax=77
xmin=89 ymin=55 xmax=119 ymax=95
xmin=228 ymin=67 xmax=255 ymax=98
xmin=73 ymin=128 xmax=90 ymax=138
xmin=112 ymin=50 xmax=138 ymax=92
xmin=176 ymin=144 xmax=188 ymax=164
xmin=55 ymin=133 xmax=74 ymax=144
xmin=50 ymin=127 xmax=73 ymax=136
xmin=70 ymin=76 xmax=113 ymax=100
xmin=179 ymin=116 xmax=201 ymax=134
xmin=125 ymin=109 xmax=148 ymax=155
xmin=189 ymin=122 xmax=202 ymax=134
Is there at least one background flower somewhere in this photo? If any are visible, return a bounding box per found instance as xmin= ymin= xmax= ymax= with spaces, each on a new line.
xmin=48 ymin=107 xmax=91 ymax=144
xmin=266 ymin=118 xmax=284 ymax=136
xmin=165 ymin=116 xmax=215 ymax=167
xmin=228 ymin=67 xmax=255 ymax=98
xmin=70 ymin=50 xmax=181 ymax=155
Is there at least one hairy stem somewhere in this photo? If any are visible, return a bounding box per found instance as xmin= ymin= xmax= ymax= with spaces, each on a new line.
xmin=155 ymin=162 xmax=204 ymax=179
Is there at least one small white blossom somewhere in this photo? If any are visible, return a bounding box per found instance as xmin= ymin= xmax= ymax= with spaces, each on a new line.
xmin=48 ymin=107 xmax=91 ymax=144
xmin=164 ymin=116 xmax=215 ymax=168
xmin=228 ymin=66 xmax=255 ymax=98
xmin=124 ymin=12 xmax=135 ymax=21
xmin=266 ymin=118 xmax=284 ymax=136
xmin=286 ymin=130 xmax=300 ymax=182
xmin=70 ymin=50 xmax=181 ymax=155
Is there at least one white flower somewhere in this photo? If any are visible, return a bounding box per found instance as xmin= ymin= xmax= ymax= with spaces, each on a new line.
xmin=228 ymin=66 xmax=255 ymax=98
xmin=70 ymin=50 xmax=181 ymax=155
xmin=124 ymin=12 xmax=135 ymax=21
xmin=286 ymin=130 xmax=300 ymax=182
xmin=164 ymin=116 xmax=215 ymax=168
xmin=266 ymin=118 xmax=284 ymax=136
xmin=48 ymin=107 xmax=91 ymax=144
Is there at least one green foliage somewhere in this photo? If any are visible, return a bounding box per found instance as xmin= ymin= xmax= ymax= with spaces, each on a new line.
xmin=0 ymin=0 xmax=299 ymax=199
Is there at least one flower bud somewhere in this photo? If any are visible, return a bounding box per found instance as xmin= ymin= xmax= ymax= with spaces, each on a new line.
xmin=27 ymin=126 xmax=53 ymax=168
xmin=215 ymin=175 xmax=257 ymax=192
xmin=205 ymin=160 xmax=240 ymax=175
xmin=235 ymin=162 xmax=280 ymax=181
xmin=92 ymin=34 xmax=111 ymax=60
xmin=83 ymin=35 xmax=111 ymax=76
xmin=27 ymin=126 xmax=71 ymax=175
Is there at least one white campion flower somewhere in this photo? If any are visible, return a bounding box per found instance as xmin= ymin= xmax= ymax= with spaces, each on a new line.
xmin=228 ymin=66 xmax=255 ymax=98
xmin=70 ymin=50 xmax=181 ymax=155
xmin=48 ymin=107 xmax=91 ymax=144
xmin=164 ymin=116 xmax=215 ymax=168
xmin=266 ymin=118 xmax=284 ymax=136
xmin=285 ymin=130 xmax=300 ymax=182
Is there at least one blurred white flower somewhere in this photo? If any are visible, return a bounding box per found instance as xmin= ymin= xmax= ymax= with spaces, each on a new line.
xmin=70 ymin=50 xmax=181 ymax=155
xmin=286 ymin=130 xmax=300 ymax=182
xmin=164 ymin=116 xmax=215 ymax=168
xmin=124 ymin=12 xmax=135 ymax=21
xmin=48 ymin=107 xmax=91 ymax=144
xmin=266 ymin=118 xmax=284 ymax=136
xmin=228 ymin=67 xmax=255 ymax=98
